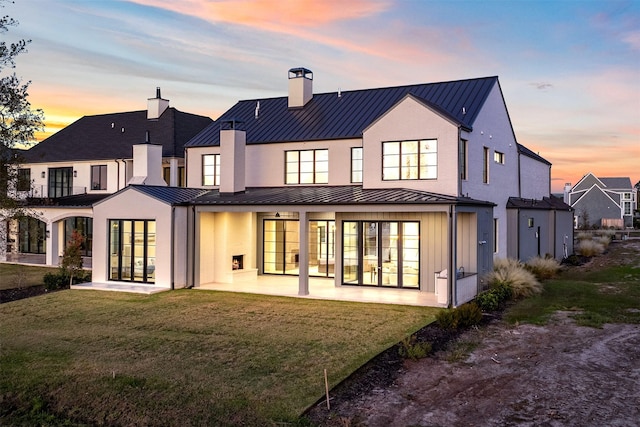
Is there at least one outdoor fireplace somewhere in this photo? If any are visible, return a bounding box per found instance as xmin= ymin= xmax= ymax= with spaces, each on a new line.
xmin=232 ymin=255 xmax=244 ymax=270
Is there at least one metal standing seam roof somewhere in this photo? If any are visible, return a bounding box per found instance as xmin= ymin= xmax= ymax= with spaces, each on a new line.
xmin=189 ymin=185 xmax=494 ymax=206
xmin=128 ymin=185 xmax=210 ymax=205
xmin=517 ymin=143 xmax=552 ymax=166
xmin=185 ymin=76 xmax=499 ymax=147
xmin=507 ymin=196 xmax=572 ymax=211
xmin=25 ymin=193 xmax=111 ymax=208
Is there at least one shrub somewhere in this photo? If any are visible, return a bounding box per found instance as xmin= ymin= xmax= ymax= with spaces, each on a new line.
xmin=593 ymin=235 xmax=611 ymax=249
xmin=486 ymin=258 xmax=542 ymax=299
xmin=525 ymin=256 xmax=561 ymax=280
xmin=455 ymin=302 xmax=483 ymax=328
xmin=436 ymin=303 xmax=483 ymax=330
xmin=475 ymin=290 xmax=500 ymax=312
xmin=436 ymin=309 xmax=459 ymax=330
xmin=576 ymin=239 xmax=605 ymax=257
xmin=43 ymin=269 xmax=91 ymax=291
xmin=398 ymin=335 xmax=432 ymax=360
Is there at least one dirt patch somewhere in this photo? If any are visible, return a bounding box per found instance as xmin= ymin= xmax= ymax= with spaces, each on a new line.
xmin=0 ymin=285 xmax=50 ymax=304
xmin=307 ymin=239 xmax=640 ymax=426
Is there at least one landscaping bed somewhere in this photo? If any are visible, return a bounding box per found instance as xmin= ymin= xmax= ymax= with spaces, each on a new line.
xmin=306 ymin=239 xmax=640 ymax=426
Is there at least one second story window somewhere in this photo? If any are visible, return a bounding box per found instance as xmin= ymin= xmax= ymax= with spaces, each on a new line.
xmin=494 ymin=151 xmax=505 ymax=164
xmin=382 ymin=139 xmax=437 ymax=181
xmin=459 ymin=140 xmax=467 ymax=180
xmin=351 ymin=147 xmax=363 ymax=183
xmin=202 ymin=154 xmax=220 ymax=186
xmin=48 ymin=167 xmax=73 ymax=198
xmin=91 ymin=165 xmax=107 ymax=190
xmin=17 ymin=168 xmax=31 ymax=192
xmin=483 ymin=147 xmax=489 ymax=184
xmin=285 ymin=149 xmax=328 ymax=184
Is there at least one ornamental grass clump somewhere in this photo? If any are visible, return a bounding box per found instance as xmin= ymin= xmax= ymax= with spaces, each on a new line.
xmin=525 ymin=256 xmax=561 ymax=280
xmin=593 ymin=235 xmax=611 ymax=249
xmin=576 ymin=239 xmax=605 ymax=257
xmin=486 ymin=258 xmax=542 ymax=299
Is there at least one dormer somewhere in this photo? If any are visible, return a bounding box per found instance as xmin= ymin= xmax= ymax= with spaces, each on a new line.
xmin=288 ymin=67 xmax=313 ymax=108
xmin=147 ymin=87 xmax=170 ymax=120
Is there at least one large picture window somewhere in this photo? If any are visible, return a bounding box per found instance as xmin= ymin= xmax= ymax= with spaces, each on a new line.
xmin=64 ymin=217 xmax=93 ymax=257
xmin=285 ymin=149 xmax=328 ymax=184
xmin=382 ymin=140 xmax=437 ymax=180
xmin=342 ymin=220 xmax=420 ymax=288
xmin=202 ymin=154 xmax=220 ymax=186
xmin=91 ymin=165 xmax=107 ymax=190
xmin=48 ymin=167 xmax=73 ymax=198
xmin=18 ymin=216 xmax=46 ymax=254
xmin=109 ymin=219 xmax=156 ymax=283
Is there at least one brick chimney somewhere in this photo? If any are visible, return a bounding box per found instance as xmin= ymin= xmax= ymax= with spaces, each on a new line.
xmin=288 ymin=68 xmax=313 ymax=108
xmin=147 ymin=87 xmax=170 ymax=120
xmin=219 ymin=120 xmax=246 ymax=194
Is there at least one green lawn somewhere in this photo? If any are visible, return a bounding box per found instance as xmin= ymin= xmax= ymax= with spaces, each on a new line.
xmin=0 ymin=289 xmax=439 ymax=426
xmin=506 ymin=262 xmax=640 ymax=327
xmin=0 ymin=263 xmax=55 ymax=290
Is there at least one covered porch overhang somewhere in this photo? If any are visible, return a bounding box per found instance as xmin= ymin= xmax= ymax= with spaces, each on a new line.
xmin=189 ymin=185 xmax=494 ymax=307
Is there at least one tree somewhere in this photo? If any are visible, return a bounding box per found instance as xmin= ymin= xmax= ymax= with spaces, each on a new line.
xmin=61 ymin=229 xmax=84 ymax=286
xmin=0 ymin=2 xmax=44 ymax=251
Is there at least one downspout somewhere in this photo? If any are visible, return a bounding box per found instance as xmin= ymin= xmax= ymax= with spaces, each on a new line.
xmin=448 ymin=205 xmax=456 ymax=308
xmin=114 ymin=159 xmax=123 ymax=191
xmin=188 ymin=205 xmax=196 ymax=289
xmin=170 ymin=206 xmax=175 ymax=290
xmin=517 ymin=152 xmax=522 ymax=197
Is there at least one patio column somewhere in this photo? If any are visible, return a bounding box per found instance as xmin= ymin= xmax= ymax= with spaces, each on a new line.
xmin=298 ymin=210 xmax=309 ymax=296
xmin=45 ymin=220 xmax=61 ymax=266
xmin=0 ymin=221 xmax=7 ymax=262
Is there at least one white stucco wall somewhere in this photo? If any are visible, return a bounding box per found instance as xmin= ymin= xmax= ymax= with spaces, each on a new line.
xmin=92 ymin=188 xmax=177 ymax=287
xmin=362 ymin=95 xmax=460 ymax=194
xmin=187 ymin=138 xmax=361 ymax=189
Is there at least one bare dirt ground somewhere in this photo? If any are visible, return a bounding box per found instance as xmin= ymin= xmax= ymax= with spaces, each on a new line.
xmin=307 ymin=239 xmax=640 ymax=426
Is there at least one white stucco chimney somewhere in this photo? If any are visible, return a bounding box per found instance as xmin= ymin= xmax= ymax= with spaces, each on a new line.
xmin=128 ymin=131 xmax=167 ymax=186
xmin=288 ymin=67 xmax=313 ymax=108
xmin=219 ymin=120 xmax=246 ymax=194
xmin=563 ymin=182 xmax=572 ymax=204
xmin=147 ymin=87 xmax=170 ymax=120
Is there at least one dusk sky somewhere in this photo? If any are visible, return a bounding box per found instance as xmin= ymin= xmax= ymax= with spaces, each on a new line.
xmin=6 ymin=0 xmax=639 ymax=192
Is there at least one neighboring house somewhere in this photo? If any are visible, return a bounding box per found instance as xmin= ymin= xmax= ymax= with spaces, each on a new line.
xmin=564 ymin=173 xmax=637 ymax=229
xmin=0 ymin=89 xmax=213 ymax=265
xmin=88 ymin=69 xmax=570 ymax=307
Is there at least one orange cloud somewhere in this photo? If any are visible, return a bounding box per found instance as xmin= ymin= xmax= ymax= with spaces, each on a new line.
xmin=132 ymin=0 xmax=391 ymax=28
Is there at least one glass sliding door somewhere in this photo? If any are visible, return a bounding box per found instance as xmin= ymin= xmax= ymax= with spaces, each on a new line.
xmin=109 ymin=219 xmax=156 ymax=283
xmin=309 ymin=220 xmax=335 ymax=277
xmin=342 ymin=220 xmax=420 ymax=288
xmin=263 ymin=219 xmax=299 ymax=275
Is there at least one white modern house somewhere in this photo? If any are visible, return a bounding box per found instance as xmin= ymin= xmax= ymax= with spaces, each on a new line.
xmin=0 ymin=89 xmax=212 ymax=266
xmin=84 ymin=69 xmax=570 ymax=307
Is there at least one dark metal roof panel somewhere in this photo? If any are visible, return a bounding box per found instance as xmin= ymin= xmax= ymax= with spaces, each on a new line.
xmin=26 ymin=193 xmax=110 ymax=207
xmin=186 ymin=76 xmax=499 ymax=148
xmin=190 ymin=185 xmax=493 ymax=206
xmin=130 ymin=185 xmax=209 ymax=205
xmin=507 ymin=196 xmax=572 ymax=211
xmin=517 ymin=143 xmax=551 ymax=165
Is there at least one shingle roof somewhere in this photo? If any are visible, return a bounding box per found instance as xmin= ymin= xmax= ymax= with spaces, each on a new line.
xmin=24 ymin=108 xmax=212 ymax=163
xmin=190 ymin=185 xmax=494 ymax=206
xmin=26 ymin=193 xmax=110 ymax=207
xmin=600 ymin=177 xmax=632 ymax=189
xmin=186 ymin=76 xmax=499 ymax=147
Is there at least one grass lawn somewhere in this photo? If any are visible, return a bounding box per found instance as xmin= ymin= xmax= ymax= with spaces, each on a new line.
xmin=0 ymin=263 xmax=55 ymax=290
xmin=0 ymin=289 xmax=439 ymax=426
xmin=506 ymin=262 xmax=640 ymax=327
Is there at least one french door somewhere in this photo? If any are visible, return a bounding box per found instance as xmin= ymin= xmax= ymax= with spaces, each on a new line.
xmin=343 ymin=221 xmax=419 ymax=288
xmin=109 ymin=219 xmax=156 ymax=283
